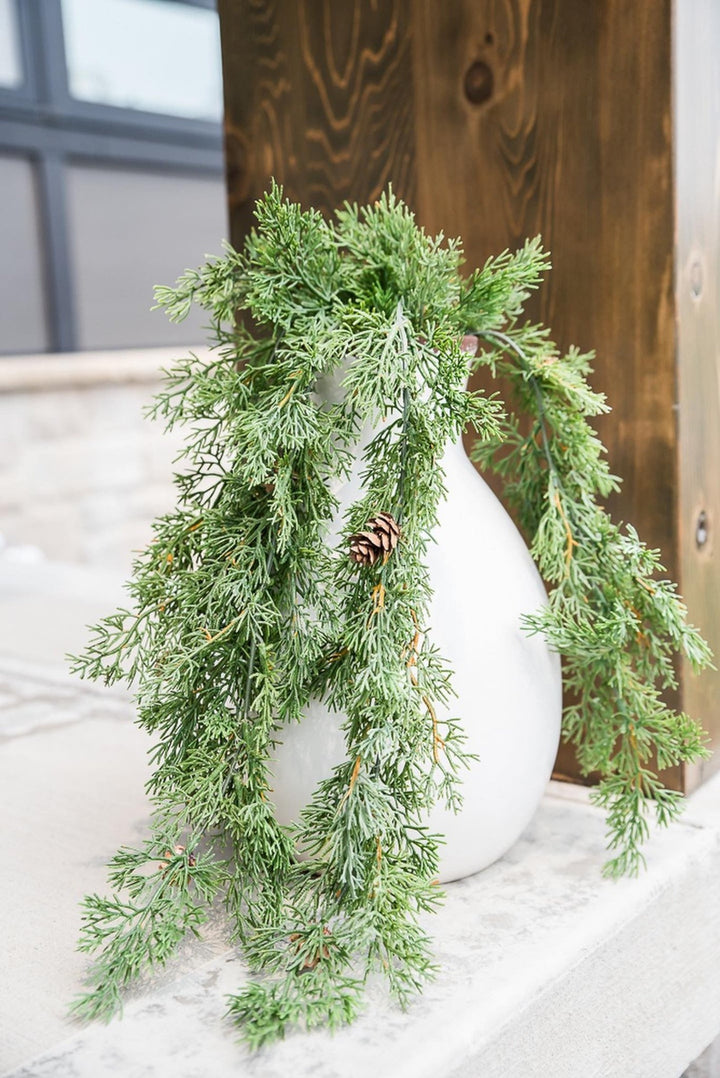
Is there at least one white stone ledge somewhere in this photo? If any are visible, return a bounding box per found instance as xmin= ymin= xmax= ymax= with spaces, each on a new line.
xmin=4 ymin=777 xmax=719 ymax=1078
xmin=0 ymin=347 xmax=213 ymax=392
xmin=1 ymin=565 xmax=719 ymax=1078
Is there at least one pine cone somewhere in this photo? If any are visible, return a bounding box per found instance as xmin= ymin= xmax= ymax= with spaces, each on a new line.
xmin=348 ymin=512 xmax=400 ymax=566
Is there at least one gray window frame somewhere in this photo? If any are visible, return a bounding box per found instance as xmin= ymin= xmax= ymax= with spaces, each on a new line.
xmin=0 ymin=0 xmax=224 ymax=353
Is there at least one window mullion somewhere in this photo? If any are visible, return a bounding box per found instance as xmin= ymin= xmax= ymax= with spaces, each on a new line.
xmin=36 ymin=152 xmax=76 ymax=351
xmin=32 ymin=0 xmax=71 ymax=109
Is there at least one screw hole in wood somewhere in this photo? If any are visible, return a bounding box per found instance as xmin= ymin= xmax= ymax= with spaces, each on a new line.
xmin=696 ymin=510 xmax=709 ymax=549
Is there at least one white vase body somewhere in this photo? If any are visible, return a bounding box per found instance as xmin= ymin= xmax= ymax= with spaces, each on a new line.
xmin=269 ymin=379 xmax=562 ymax=883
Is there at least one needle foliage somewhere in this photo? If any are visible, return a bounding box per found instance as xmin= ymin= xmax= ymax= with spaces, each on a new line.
xmin=71 ymin=184 xmax=711 ymax=1045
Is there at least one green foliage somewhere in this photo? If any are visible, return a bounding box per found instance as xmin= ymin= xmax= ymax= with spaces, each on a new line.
xmin=71 ymin=183 xmax=711 ymax=1043
xmin=470 ymin=318 xmax=713 ymax=876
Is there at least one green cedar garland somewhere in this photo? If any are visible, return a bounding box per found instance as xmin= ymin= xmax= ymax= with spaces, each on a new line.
xmin=70 ymin=185 xmax=712 ymax=1045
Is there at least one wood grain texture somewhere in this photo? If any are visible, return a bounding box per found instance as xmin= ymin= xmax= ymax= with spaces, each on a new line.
xmin=219 ymin=0 xmax=416 ymax=236
xmin=412 ymin=0 xmax=683 ymax=790
xmin=675 ymin=0 xmax=720 ymax=791
xmin=218 ymin=0 xmax=720 ymax=792
xmin=413 ymin=0 xmax=677 ymax=572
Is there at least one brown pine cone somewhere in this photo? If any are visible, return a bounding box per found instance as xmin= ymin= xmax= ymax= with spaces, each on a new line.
xmin=349 ymin=512 xmax=400 ymax=566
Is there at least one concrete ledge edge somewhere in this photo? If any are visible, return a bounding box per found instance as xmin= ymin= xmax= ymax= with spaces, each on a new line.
xmin=0 ymin=347 xmax=214 ymax=392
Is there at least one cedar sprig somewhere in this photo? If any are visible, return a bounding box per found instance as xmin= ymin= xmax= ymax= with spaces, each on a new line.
xmin=468 ymin=310 xmax=712 ymax=877
xmin=70 ymin=183 xmax=711 ymax=1044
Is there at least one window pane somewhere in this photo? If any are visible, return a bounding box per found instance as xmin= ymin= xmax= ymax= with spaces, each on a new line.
xmin=0 ymin=155 xmax=49 ymax=355
xmin=61 ymin=0 xmax=223 ymax=122
xmin=0 ymin=0 xmax=22 ymax=88
xmin=66 ymin=165 xmax=226 ymax=350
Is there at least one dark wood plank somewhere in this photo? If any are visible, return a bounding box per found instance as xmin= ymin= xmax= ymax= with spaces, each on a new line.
xmin=413 ymin=0 xmax=683 ymax=789
xmin=413 ymin=0 xmax=677 ymax=574
xmin=219 ymin=0 xmax=719 ymax=792
xmin=219 ymin=0 xmax=416 ymax=241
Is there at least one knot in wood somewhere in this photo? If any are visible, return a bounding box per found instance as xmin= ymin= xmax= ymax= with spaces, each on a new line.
xmin=463 ymin=60 xmax=494 ymax=106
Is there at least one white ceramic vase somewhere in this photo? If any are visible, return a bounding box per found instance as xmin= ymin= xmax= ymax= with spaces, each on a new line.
xmin=269 ymin=374 xmax=562 ymax=884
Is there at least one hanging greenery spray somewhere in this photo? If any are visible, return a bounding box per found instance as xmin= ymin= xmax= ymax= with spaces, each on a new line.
xmin=71 ymin=185 xmax=712 ymax=1046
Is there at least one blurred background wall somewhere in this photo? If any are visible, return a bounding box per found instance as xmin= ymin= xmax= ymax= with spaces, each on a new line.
xmin=0 ymin=0 xmax=227 ymax=571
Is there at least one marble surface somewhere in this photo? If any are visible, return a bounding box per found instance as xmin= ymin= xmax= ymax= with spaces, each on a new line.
xmin=2 ymin=562 xmax=720 ymax=1077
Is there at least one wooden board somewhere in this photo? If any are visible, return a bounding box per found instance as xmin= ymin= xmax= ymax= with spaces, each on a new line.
xmin=675 ymin=0 xmax=720 ymax=791
xmin=412 ymin=0 xmax=681 ymax=789
xmin=219 ymin=0 xmax=417 ymax=234
xmin=219 ymin=0 xmax=719 ymax=792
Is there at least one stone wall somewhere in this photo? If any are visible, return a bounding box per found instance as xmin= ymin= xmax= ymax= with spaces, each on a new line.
xmin=0 ymin=349 xmax=204 ymax=573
